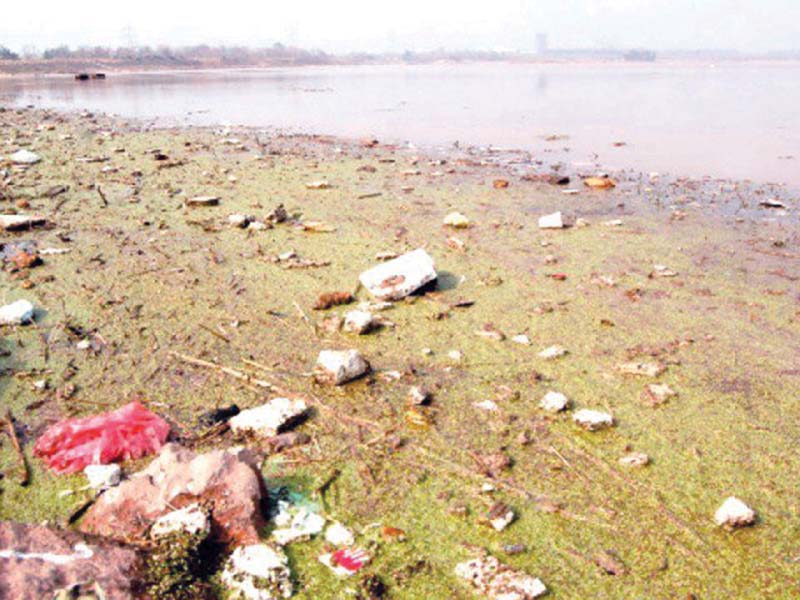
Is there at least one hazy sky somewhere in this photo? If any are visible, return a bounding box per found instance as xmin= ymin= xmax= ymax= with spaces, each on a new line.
xmin=2 ymin=1 xmax=798 ymax=53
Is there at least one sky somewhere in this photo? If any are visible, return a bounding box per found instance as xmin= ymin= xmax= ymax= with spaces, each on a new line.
xmin=2 ymin=0 xmax=798 ymax=54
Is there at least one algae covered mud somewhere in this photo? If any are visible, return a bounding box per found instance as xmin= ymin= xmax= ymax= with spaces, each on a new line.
xmin=0 ymin=105 xmax=799 ymax=598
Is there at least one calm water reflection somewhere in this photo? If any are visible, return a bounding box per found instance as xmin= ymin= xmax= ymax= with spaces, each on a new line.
xmin=2 ymin=63 xmax=798 ymax=185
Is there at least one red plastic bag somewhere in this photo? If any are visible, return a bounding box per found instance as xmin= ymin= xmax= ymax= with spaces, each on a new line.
xmin=33 ymin=401 xmax=170 ymax=474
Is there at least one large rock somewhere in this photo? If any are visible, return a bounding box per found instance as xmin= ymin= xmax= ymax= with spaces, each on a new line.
xmin=359 ymin=248 xmax=437 ymax=300
xmin=80 ymin=444 xmax=266 ymax=547
xmin=0 ymin=522 xmax=143 ymax=600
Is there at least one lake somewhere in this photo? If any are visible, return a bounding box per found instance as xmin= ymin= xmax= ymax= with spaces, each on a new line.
xmin=2 ymin=62 xmax=799 ymax=186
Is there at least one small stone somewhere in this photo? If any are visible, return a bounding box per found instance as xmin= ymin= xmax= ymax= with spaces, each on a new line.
xmin=448 ymin=350 xmax=464 ymax=361
xmin=715 ymin=497 xmax=756 ymax=528
xmin=10 ymin=149 xmax=41 ymax=165
xmin=642 ymin=383 xmax=677 ymax=406
xmin=539 ymin=391 xmax=569 ymax=412
xmin=185 ymin=195 xmax=220 ymax=206
xmin=408 ymin=386 xmax=431 ymax=405
xmin=229 ymin=398 xmax=308 ymax=438
xmin=83 ymin=464 xmax=121 ymax=490
xmin=619 ymin=361 xmax=666 ymax=377
xmin=319 ymin=547 xmax=371 ymax=578
xmin=343 ymin=310 xmax=376 ymax=335
xmin=511 ymin=334 xmax=531 ymax=345
xmin=538 ymin=211 xmax=564 ymax=229
xmin=221 ymin=544 xmax=293 ymax=599
xmin=575 ymin=218 xmax=590 ymax=228
xmin=228 ymin=213 xmax=250 ymax=228
xmin=151 ymin=503 xmax=210 ymax=538
xmin=271 ymin=503 xmax=325 ymax=546
xmin=0 ymin=299 xmax=35 ymax=325
xmin=538 ymin=345 xmax=567 ymax=360
xmin=619 ymin=452 xmax=650 ymax=467
xmin=473 ymin=400 xmax=499 ymax=411
xmin=487 ymin=502 xmax=515 ymax=531
xmin=455 ymin=554 xmax=547 ymax=599
xmin=443 ymin=211 xmax=471 ymax=228
xmin=305 ymin=180 xmax=331 ymax=190
xmin=573 ymin=409 xmax=614 ymax=431
xmin=603 ymin=219 xmax=624 ymax=227
xmin=324 ymin=522 xmax=355 ymax=547
xmin=359 ymin=248 xmax=437 ymax=300
xmin=0 ymin=215 xmax=46 ymax=231
xmin=248 ymin=221 xmax=269 ymax=231
xmin=314 ymin=350 xmax=371 ymax=385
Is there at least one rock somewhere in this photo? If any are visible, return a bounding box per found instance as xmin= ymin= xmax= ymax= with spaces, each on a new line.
xmin=539 ymin=391 xmax=569 ymax=412
xmin=642 ymin=383 xmax=676 ymax=406
xmin=343 ymin=310 xmax=376 ymax=334
xmin=407 ymin=386 xmax=431 ymax=405
xmin=538 ymin=211 xmax=564 ymax=229
xmin=151 ymin=503 xmax=210 ymax=538
xmin=603 ymin=219 xmax=624 ymax=227
xmin=228 ymin=213 xmax=250 ymax=228
xmin=185 ymin=195 xmax=220 ymax=207
xmin=305 ymin=180 xmax=331 ymax=190
xmin=80 ymin=444 xmax=266 ymax=547
xmin=83 ymin=464 xmax=121 ymax=490
xmin=229 ymin=398 xmax=308 ymax=438
xmin=448 ymin=349 xmax=464 ymax=361
xmin=221 ymin=544 xmax=293 ymax=599
xmin=266 ymin=204 xmax=288 ymax=223
xmin=359 ymin=248 xmax=437 ymax=300
xmin=10 ymin=149 xmax=41 ymax=165
xmin=575 ymin=217 xmax=590 ymax=227
xmin=573 ymin=409 xmax=614 ymax=431
xmin=584 ymin=177 xmax=616 ymax=189
xmin=715 ymin=497 xmax=756 ymax=528
xmin=651 ymin=264 xmax=678 ymax=278
xmin=324 ymin=522 xmax=355 ymax=547
xmin=443 ymin=211 xmax=471 ymax=228
xmin=511 ymin=334 xmax=531 ymax=345
xmin=455 ymin=552 xmax=547 ymax=599
xmin=487 ymin=502 xmax=515 ymax=531
xmin=538 ymin=345 xmax=567 ymax=360
xmin=0 ymin=299 xmax=35 ymax=325
xmin=314 ymin=350 xmax=371 ymax=385
xmin=0 ymin=215 xmax=46 ymax=231
xmin=619 ymin=452 xmax=650 ymax=467
xmin=0 ymin=522 xmax=143 ymax=600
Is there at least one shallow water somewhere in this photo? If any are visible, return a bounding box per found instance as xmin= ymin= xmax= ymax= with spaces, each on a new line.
xmin=2 ymin=62 xmax=800 ymax=185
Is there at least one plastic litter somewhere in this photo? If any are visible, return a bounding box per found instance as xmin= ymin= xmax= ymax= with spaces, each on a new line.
xmin=33 ymin=401 xmax=170 ymax=474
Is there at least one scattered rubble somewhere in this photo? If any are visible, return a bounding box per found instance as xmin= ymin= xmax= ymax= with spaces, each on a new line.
xmin=314 ymin=350 xmax=371 ymax=385
xmin=455 ymin=552 xmax=547 ymax=599
xmin=229 ymin=398 xmax=308 ymax=438
xmin=715 ymin=497 xmax=756 ymax=529
xmin=359 ymin=248 xmax=437 ymax=300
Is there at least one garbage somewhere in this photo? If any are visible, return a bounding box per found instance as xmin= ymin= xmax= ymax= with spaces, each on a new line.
xmin=305 ymin=180 xmax=331 ymax=190
xmin=10 ymin=149 xmax=41 ymax=165
xmin=715 ymin=497 xmax=756 ymax=528
xmin=619 ymin=452 xmax=650 ymax=467
xmin=271 ymin=502 xmax=325 ymax=545
xmin=618 ymin=361 xmax=666 ymax=377
xmin=0 ymin=299 xmax=35 ymax=326
xmin=538 ymin=211 xmax=564 ymax=229
xmin=319 ymin=547 xmax=371 ymax=577
xmin=443 ymin=211 xmax=471 ymax=228
xmin=83 ymin=464 xmax=122 ymax=489
xmin=642 ymin=383 xmax=676 ymax=406
xmin=221 ymin=544 xmax=293 ymax=599
xmin=486 ymin=502 xmax=515 ymax=531
xmin=0 ymin=522 xmax=144 ymax=599
xmin=229 ymin=398 xmax=308 ymax=438
xmin=573 ymin=409 xmax=614 ymax=431
xmin=33 ymin=401 xmax=170 ymax=474
xmin=0 ymin=215 xmax=46 ymax=231
xmin=185 ymin=195 xmax=220 ymax=207
xmin=324 ymin=522 xmax=355 ymax=547
xmin=584 ymin=177 xmax=616 ymax=189
xmin=314 ymin=350 xmax=371 ymax=385
xmin=314 ymin=291 xmax=353 ymax=310
xmin=539 ymin=391 xmax=569 ymax=412
xmin=151 ymin=503 xmax=210 ymax=538
xmin=538 ymin=345 xmax=567 ymax=360
xmin=359 ymin=248 xmax=437 ymax=300
xmin=80 ymin=445 xmax=266 ymax=546
xmin=455 ymin=552 xmax=547 ymax=599
xmin=343 ymin=310 xmax=377 ymax=334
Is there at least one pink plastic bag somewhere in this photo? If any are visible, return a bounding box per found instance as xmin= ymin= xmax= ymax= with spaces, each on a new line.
xmin=33 ymin=401 xmax=170 ymax=474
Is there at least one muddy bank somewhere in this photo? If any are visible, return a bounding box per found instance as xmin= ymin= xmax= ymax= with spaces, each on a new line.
xmin=1 ymin=105 xmax=799 ymax=598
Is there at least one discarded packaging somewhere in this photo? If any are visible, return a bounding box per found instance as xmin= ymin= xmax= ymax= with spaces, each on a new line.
xmin=319 ymin=547 xmax=371 ymax=577
xmin=33 ymin=401 xmax=170 ymax=474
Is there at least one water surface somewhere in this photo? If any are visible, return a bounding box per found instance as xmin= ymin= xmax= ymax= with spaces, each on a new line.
xmin=2 ymin=62 xmax=799 ymax=185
